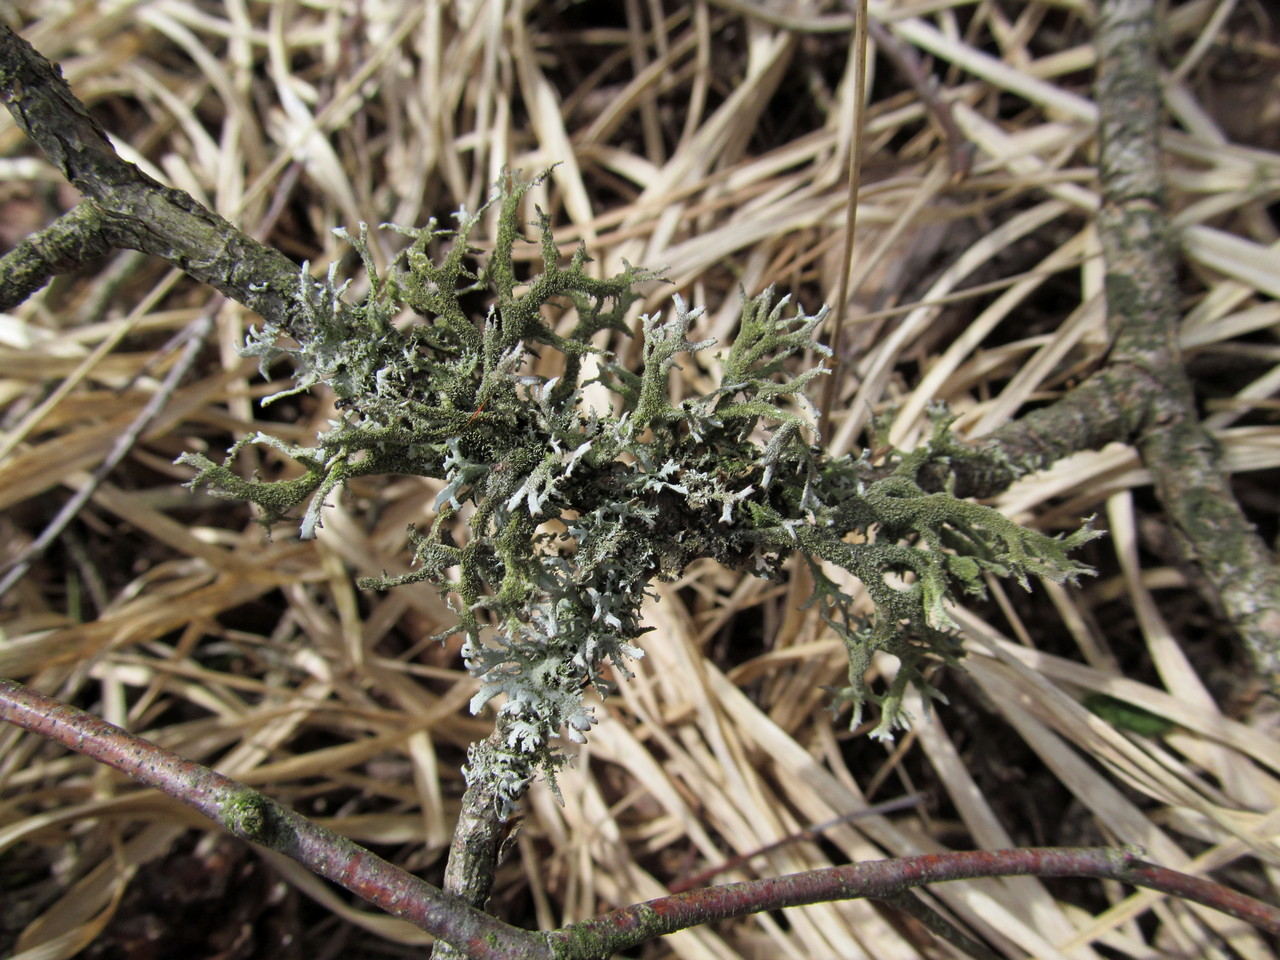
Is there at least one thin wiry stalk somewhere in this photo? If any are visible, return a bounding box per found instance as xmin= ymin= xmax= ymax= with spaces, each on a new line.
xmin=818 ymin=0 xmax=867 ymax=440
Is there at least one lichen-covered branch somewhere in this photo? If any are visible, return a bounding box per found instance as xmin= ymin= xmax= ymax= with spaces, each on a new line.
xmin=1091 ymin=0 xmax=1280 ymax=685
xmin=0 ymin=204 xmax=112 ymax=311
xmin=176 ymin=174 xmax=1097 ymax=938
xmin=0 ymin=25 xmax=306 ymax=328
xmin=430 ymin=731 xmax=515 ymax=960
xmin=1 ymin=18 xmax=1275 ymax=960
xmin=941 ymin=374 xmax=1140 ymax=498
xmin=920 ymin=0 xmax=1280 ymax=690
xmin=180 ymin=174 xmax=1098 ymax=764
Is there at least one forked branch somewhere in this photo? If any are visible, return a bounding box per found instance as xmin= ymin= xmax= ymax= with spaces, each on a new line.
xmin=2 ymin=677 xmax=1276 ymax=960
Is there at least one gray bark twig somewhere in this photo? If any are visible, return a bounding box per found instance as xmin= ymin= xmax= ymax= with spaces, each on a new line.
xmin=941 ymin=0 xmax=1280 ymax=689
xmin=430 ymin=730 xmax=512 ymax=960
xmin=1092 ymin=0 xmax=1280 ymax=685
xmin=0 ymin=25 xmax=306 ymax=328
xmin=0 ymin=203 xmax=112 ymax=310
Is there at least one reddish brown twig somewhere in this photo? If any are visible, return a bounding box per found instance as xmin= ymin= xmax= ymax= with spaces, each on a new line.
xmin=668 ymin=792 xmax=925 ymax=893
xmin=0 ymin=677 xmax=547 ymax=960
xmin=868 ymin=18 xmax=974 ymax=184
xmin=5 ymin=673 xmax=1276 ymax=960
xmin=553 ymin=846 xmax=1280 ymax=958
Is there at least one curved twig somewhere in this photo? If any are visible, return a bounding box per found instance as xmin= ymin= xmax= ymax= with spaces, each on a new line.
xmin=549 ymin=846 xmax=1280 ymax=958
xmin=4 ymin=677 xmax=1277 ymax=960
xmin=0 ymin=677 xmax=548 ymax=960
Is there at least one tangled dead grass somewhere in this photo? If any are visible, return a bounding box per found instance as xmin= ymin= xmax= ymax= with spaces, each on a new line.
xmin=2 ymin=1 xmax=1279 ymax=957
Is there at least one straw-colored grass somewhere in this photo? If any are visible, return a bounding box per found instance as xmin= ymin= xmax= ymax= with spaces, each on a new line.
xmin=2 ymin=2 xmax=1278 ymax=957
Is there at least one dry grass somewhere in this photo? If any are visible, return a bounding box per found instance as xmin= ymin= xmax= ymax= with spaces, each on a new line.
xmin=2 ymin=1 xmax=1279 ymax=957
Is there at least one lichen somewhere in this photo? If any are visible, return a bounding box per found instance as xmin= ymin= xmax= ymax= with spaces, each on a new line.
xmin=180 ymin=170 xmax=1097 ymax=816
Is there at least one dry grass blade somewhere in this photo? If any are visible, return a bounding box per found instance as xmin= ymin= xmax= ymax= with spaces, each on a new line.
xmin=2 ymin=2 xmax=1278 ymax=958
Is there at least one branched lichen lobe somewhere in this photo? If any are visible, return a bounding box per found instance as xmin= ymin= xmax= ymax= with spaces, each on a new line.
xmin=181 ymin=170 xmax=1097 ymax=813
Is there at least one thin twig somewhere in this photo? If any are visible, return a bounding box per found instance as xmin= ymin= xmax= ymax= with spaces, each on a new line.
xmin=0 ymin=310 xmax=214 ymax=600
xmin=868 ymin=18 xmax=973 ymax=183
xmin=668 ymin=792 xmax=925 ymax=893
xmin=0 ymin=25 xmax=307 ymax=329
xmin=551 ymin=847 xmax=1280 ymax=958
xmin=5 ymin=678 xmax=1276 ymax=960
xmin=0 ymin=677 xmax=549 ymax=960
xmin=880 ymin=891 xmax=1002 ymax=960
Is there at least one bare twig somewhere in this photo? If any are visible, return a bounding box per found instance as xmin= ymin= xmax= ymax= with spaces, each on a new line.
xmin=550 ymin=846 xmax=1280 ymax=958
xmin=668 ymin=792 xmax=925 ymax=893
xmin=0 ymin=310 xmax=214 ymax=600
xmin=6 ymin=678 xmax=1276 ymax=960
xmin=867 ymin=18 xmax=973 ymax=183
xmin=879 ymin=891 xmax=1002 ymax=960
xmin=0 ymin=678 xmax=549 ymax=960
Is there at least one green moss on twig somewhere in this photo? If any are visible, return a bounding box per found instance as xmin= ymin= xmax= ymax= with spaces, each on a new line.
xmin=224 ymin=789 xmax=278 ymax=844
